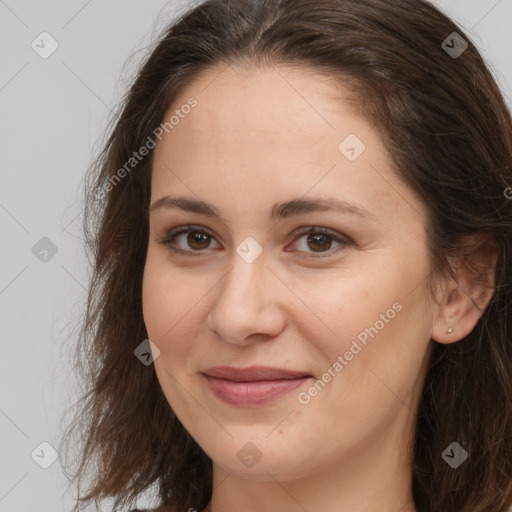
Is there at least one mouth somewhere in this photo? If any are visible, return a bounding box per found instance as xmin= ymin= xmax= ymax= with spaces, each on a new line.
xmin=202 ymin=366 xmax=313 ymax=407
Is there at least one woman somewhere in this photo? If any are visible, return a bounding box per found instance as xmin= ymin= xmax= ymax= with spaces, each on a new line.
xmin=61 ymin=0 xmax=512 ymax=511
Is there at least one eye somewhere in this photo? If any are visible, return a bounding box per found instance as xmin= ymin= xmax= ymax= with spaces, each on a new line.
xmin=158 ymin=225 xmax=221 ymax=256
xmin=158 ymin=225 xmax=353 ymax=258
xmin=287 ymin=227 xmax=352 ymax=258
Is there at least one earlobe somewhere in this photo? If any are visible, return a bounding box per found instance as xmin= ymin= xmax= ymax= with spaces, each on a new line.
xmin=430 ymin=285 xmax=463 ymax=344
xmin=431 ymin=285 xmax=488 ymax=344
xmin=430 ymin=239 xmax=497 ymax=345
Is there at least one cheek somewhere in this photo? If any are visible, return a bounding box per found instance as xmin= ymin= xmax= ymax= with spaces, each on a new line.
xmin=141 ymin=255 xmax=210 ymax=364
xmin=142 ymin=256 xmax=183 ymax=348
xmin=291 ymin=277 xmax=430 ymax=441
xmin=142 ymin=260 xmax=169 ymax=341
xmin=289 ymin=270 xmax=395 ymax=350
xmin=292 ymin=264 xmax=430 ymax=380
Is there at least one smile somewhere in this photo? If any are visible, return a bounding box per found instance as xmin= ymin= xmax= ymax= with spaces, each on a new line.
xmin=203 ymin=375 xmax=312 ymax=406
xmin=202 ymin=366 xmax=313 ymax=407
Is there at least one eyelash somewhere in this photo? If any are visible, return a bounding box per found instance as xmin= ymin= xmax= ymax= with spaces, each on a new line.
xmin=158 ymin=225 xmax=353 ymax=258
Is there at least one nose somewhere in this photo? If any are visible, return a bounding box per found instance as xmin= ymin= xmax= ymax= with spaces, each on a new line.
xmin=206 ymin=245 xmax=287 ymax=346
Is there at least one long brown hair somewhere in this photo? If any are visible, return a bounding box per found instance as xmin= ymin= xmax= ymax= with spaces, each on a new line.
xmin=61 ymin=0 xmax=512 ymax=511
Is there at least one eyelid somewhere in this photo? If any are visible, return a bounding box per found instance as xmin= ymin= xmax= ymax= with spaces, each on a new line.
xmin=158 ymin=224 xmax=221 ymax=256
xmin=158 ymin=224 xmax=353 ymax=257
xmin=292 ymin=226 xmax=353 ymax=245
xmin=288 ymin=226 xmax=353 ymax=257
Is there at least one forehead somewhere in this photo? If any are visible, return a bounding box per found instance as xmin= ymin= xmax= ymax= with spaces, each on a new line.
xmin=154 ymin=64 xmax=382 ymax=177
xmin=150 ymin=64 xmax=426 ymax=230
xmin=169 ymin=64 xmax=362 ymax=146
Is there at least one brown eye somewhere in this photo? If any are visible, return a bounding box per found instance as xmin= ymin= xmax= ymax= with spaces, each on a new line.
xmin=186 ymin=231 xmax=211 ymax=250
xmin=159 ymin=225 xmax=352 ymax=258
xmin=289 ymin=227 xmax=352 ymax=257
xmin=160 ymin=226 xmax=221 ymax=255
xmin=305 ymin=232 xmax=334 ymax=252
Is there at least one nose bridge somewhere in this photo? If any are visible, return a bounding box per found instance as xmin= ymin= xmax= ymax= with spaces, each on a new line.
xmin=207 ymin=242 xmax=284 ymax=343
xmin=218 ymin=246 xmax=269 ymax=315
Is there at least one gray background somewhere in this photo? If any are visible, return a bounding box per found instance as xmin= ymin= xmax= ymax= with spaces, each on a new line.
xmin=1 ymin=1 xmax=511 ymax=510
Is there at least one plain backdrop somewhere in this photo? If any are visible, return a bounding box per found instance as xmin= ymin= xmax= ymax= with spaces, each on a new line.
xmin=1 ymin=1 xmax=511 ymax=511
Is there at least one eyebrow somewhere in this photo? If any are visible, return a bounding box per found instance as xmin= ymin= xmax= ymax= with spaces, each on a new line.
xmin=149 ymin=195 xmax=377 ymax=224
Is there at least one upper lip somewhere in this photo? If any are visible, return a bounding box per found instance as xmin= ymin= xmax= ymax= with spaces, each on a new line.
xmin=202 ymin=366 xmax=311 ymax=382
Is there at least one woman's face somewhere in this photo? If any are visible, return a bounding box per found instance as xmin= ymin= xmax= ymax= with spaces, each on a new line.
xmin=142 ymin=64 xmax=439 ymax=481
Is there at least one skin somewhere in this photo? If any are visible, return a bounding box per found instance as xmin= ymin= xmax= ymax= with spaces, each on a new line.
xmin=142 ymin=64 xmax=494 ymax=512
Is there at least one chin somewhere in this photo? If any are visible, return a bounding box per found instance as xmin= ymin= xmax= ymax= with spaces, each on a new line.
xmin=202 ymin=436 xmax=318 ymax=481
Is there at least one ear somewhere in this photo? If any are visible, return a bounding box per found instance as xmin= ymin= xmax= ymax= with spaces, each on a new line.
xmin=431 ymin=234 xmax=498 ymax=344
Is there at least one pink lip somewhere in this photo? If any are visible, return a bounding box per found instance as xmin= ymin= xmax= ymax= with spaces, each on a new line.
xmin=202 ymin=366 xmax=312 ymax=407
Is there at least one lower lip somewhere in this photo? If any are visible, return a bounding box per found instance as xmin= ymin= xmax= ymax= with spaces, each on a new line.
xmin=204 ymin=375 xmax=311 ymax=407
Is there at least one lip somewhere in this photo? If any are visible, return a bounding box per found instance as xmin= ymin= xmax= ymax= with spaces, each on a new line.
xmin=203 ymin=365 xmax=311 ymax=381
xmin=202 ymin=366 xmax=312 ymax=407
